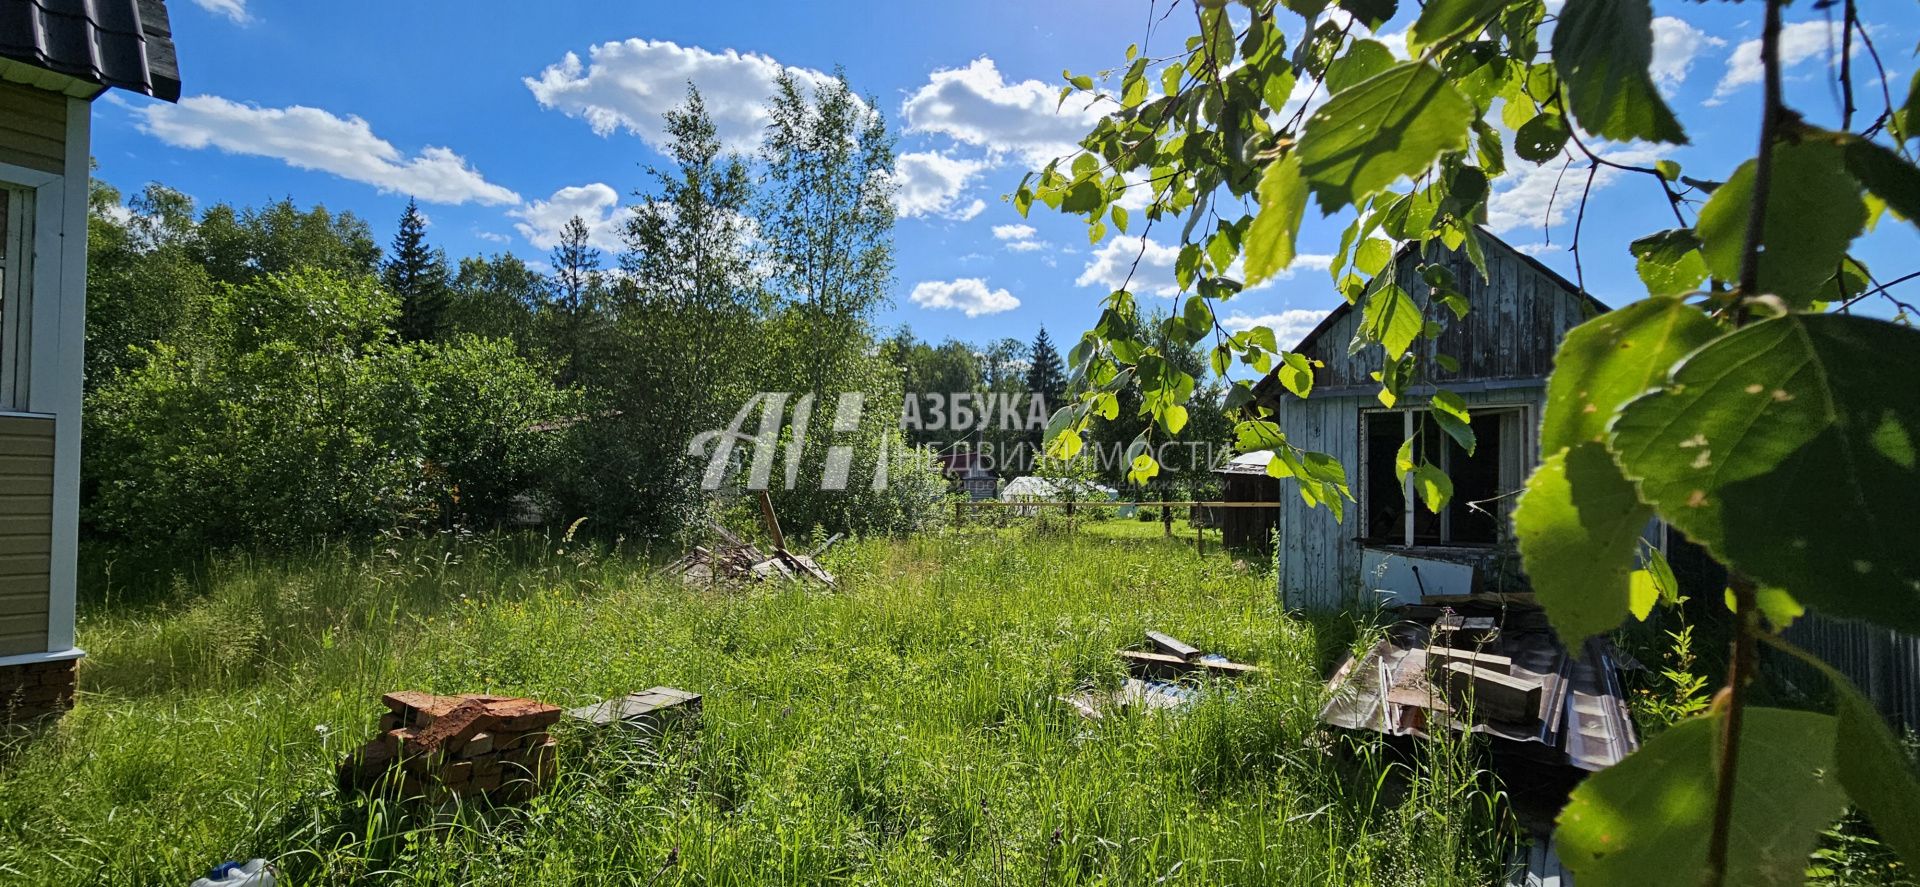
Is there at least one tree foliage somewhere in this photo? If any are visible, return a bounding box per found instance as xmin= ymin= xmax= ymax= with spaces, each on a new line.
xmin=1029 ymin=1 xmax=1920 ymax=883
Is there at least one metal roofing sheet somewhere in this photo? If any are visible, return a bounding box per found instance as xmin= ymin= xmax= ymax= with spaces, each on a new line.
xmin=0 ymin=0 xmax=180 ymax=101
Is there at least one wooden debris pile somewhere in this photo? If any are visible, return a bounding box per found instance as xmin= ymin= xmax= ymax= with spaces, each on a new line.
xmin=1063 ymin=630 xmax=1259 ymax=719
xmin=659 ymin=493 xmax=835 ymax=587
xmin=337 ymin=691 xmax=562 ymax=803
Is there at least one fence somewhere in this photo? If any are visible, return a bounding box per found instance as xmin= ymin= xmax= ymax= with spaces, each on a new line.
xmin=951 ymin=500 xmax=1280 ymax=553
xmin=1784 ymin=614 xmax=1920 ymax=731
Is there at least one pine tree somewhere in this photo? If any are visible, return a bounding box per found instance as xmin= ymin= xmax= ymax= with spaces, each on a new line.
xmin=383 ymin=198 xmax=450 ymax=342
xmin=1026 ymin=327 xmax=1066 ymax=411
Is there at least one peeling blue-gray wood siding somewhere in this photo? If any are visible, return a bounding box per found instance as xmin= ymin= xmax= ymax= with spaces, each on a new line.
xmin=1264 ymin=231 xmax=1600 ymax=611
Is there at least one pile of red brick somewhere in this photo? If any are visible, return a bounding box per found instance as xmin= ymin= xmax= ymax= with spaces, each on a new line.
xmin=0 ymin=657 xmax=76 ymax=724
xmin=337 ymin=691 xmax=561 ymax=803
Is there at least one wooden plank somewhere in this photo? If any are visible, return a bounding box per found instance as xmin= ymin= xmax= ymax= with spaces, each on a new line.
xmin=1426 ymin=646 xmax=1513 ymax=675
xmin=0 ymin=437 xmax=53 ymax=458
xmin=0 ymin=589 xmax=46 ymax=616
xmin=0 ymin=534 xmax=50 ymax=556
xmin=0 ymin=515 xmax=50 ymax=536
xmin=0 ymin=475 xmax=53 ymax=496
xmin=0 ymin=630 xmax=46 ymax=656
xmin=0 ymin=494 xmax=51 ymax=516
xmin=0 ymin=553 xmax=49 ymax=577
xmin=1145 ymin=630 xmax=1202 ymax=661
xmin=1120 ymin=650 xmax=1190 ymax=681
xmin=0 ymin=573 xmax=49 ymax=596
xmin=1441 ymin=662 xmax=1543 ymax=723
xmin=0 ymin=456 xmax=52 ymax=474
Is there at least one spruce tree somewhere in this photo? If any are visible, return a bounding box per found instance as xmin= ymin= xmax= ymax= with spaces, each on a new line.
xmin=1026 ymin=327 xmax=1066 ymax=411
xmin=547 ymin=214 xmax=603 ymax=386
xmin=383 ymin=198 xmax=450 ymax=342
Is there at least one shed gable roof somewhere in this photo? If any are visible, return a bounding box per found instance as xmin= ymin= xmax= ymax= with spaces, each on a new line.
xmin=0 ymin=0 xmax=180 ymax=102
xmin=1250 ymin=227 xmax=1606 ymax=404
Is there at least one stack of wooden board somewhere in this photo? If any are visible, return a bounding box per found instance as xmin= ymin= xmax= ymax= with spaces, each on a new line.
xmin=1063 ymin=631 xmax=1259 ymax=718
xmin=566 ymin=686 xmax=702 ymax=733
xmin=337 ymin=691 xmax=562 ymax=803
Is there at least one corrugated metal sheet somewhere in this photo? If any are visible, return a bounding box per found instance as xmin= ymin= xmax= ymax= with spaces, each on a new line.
xmin=1784 ymin=614 xmax=1920 ymax=731
xmin=0 ymin=0 xmax=180 ymax=101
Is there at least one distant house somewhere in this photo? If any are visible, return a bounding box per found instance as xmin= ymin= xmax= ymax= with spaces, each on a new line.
xmin=935 ymin=448 xmax=997 ymax=501
xmin=0 ymin=0 xmax=181 ymax=720
xmin=1244 ymin=229 xmax=1641 ymax=610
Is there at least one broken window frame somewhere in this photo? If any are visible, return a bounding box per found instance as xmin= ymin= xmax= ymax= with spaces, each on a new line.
xmin=1359 ymin=403 xmax=1534 ymax=549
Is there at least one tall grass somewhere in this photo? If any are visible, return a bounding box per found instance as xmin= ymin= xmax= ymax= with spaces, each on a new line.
xmin=0 ymin=531 xmax=1509 ymax=885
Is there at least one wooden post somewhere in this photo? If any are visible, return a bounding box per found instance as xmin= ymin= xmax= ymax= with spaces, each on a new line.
xmin=757 ymin=490 xmax=786 ymax=552
xmin=1195 ymin=523 xmax=1205 ymax=555
xmin=1162 ymin=505 xmax=1172 ymax=536
xmin=954 ymin=499 xmax=964 ymax=528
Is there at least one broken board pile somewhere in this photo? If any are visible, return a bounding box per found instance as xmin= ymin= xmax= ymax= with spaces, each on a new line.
xmin=1063 ymin=630 xmax=1259 ymax=718
xmin=658 ymin=523 xmax=835 ymax=587
xmin=1319 ymin=601 xmax=1637 ymax=773
xmin=337 ymin=691 xmax=563 ymax=803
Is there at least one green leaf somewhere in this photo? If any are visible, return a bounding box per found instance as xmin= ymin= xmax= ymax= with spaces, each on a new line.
xmin=1162 ymin=403 xmax=1189 ymax=435
xmin=1278 ymin=351 xmax=1314 ymax=398
xmin=1394 ymin=436 xmax=1416 ymax=481
xmin=1429 ymin=389 xmax=1475 ymax=455
xmin=1696 ymin=140 xmax=1866 ymax=305
xmin=1337 ymin=0 xmax=1396 ymax=31
xmin=1626 ymin=569 xmax=1659 ymax=621
xmin=1643 ymin=543 xmax=1679 ymax=605
xmin=1111 ymin=205 xmax=1131 ymax=234
xmin=1513 ymin=112 xmax=1569 ymax=163
xmin=1514 ymin=443 xmax=1655 ymax=642
xmin=1752 ymin=586 xmax=1803 ymax=631
xmin=1245 ymin=155 xmax=1309 ymax=287
xmin=1767 ymin=637 xmax=1920 ymax=870
xmin=1540 ymin=296 xmax=1719 ymax=455
xmin=1409 ymin=0 xmax=1502 ymax=54
xmin=1550 ymin=0 xmax=1687 ymax=144
xmin=1354 ymin=238 xmax=1394 ymax=276
xmin=1843 ymin=137 xmax=1920 ymax=226
xmin=1609 ymin=314 xmax=1920 ymax=633
xmin=1413 ymin=461 xmax=1452 ymax=512
xmin=1557 ymin=708 xmax=1846 ymax=887
xmin=1627 ymin=229 xmax=1709 ymax=298
xmin=1298 ymin=62 xmax=1473 ymax=213
xmin=1360 ymin=284 xmax=1422 ymax=360
xmin=1325 ymin=39 xmax=1395 ymax=94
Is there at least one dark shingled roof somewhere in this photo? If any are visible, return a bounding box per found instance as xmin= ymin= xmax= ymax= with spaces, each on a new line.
xmin=0 ymin=0 xmax=180 ymax=101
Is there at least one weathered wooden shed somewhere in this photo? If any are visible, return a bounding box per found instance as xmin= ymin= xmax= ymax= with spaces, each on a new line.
xmin=0 ymin=0 xmax=181 ymax=722
xmin=1213 ymin=451 xmax=1279 ymax=552
xmin=1250 ymin=229 xmax=1607 ymax=611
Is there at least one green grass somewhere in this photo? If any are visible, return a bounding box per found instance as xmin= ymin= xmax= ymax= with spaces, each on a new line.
xmin=0 ymin=531 xmax=1509 ymax=885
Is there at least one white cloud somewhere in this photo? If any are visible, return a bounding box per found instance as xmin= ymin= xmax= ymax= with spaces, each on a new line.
xmin=1222 ymin=309 xmax=1331 ymax=351
xmin=1485 ymin=141 xmax=1663 ymax=234
xmin=1078 ymin=236 xmax=1185 ymax=296
xmin=993 ymin=222 xmax=1051 ymax=253
xmin=909 ymin=278 xmax=1021 ymax=317
xmin=135 ymin=96 xmax=519 ymax=206
xmin=902 ymin=57 xmax=1104 ymax=166
xmin=509 ymin=183 xmax=626 ymax=252
xmin=189 ymin=0 xmax=248 ymax=23
xmin=1650 ymin=17 xmax=1722 ymax=92
xmin=526 ymin=40 xmax=840 ymax=153
xmin=475 ymin=231 xmax=512 ymax=244
xmin=1513 ymin=241 xmax=1559 ymax=256
xmin=1716 ymin=20 xmax=1852 ymax=99
xmin=1077 ymin=236 xmax=1333 ymax=297
xmin=893 ymin=151 xmax=991 ymax=219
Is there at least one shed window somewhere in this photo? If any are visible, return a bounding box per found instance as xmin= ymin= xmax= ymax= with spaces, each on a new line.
xmin=0 ymin=186 xmax=30 ymax=410
xmin=1362 ymin=406 xmax=1528 ymax=547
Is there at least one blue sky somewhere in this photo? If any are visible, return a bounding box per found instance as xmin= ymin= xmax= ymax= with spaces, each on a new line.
xmin=97 ymin=1 xmax=1920 ymax=353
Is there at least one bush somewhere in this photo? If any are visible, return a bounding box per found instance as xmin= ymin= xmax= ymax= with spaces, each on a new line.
xmin=85 ymin=271 xmax=574 ymax=549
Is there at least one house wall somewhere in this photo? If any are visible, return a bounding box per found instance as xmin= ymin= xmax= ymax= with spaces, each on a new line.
xmin=0 ymin=83 xmax=87 ymax=721
xmin=1267 ymin=233 xmax=1596 ymax=611
xmin=0 ymin=415 xmax=52 ymax=656
xmin=0 ymin=81 xmax=66 ymax=175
